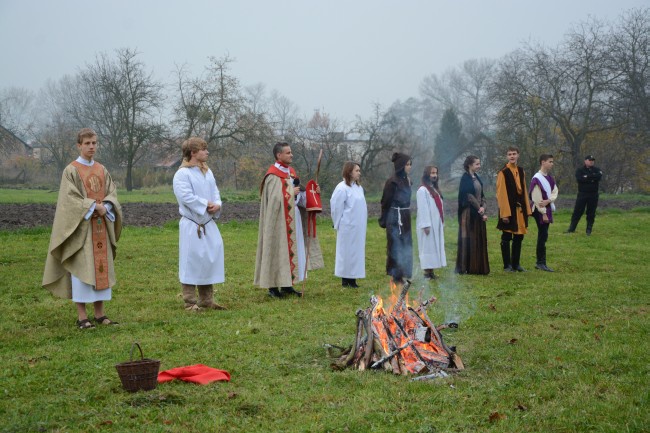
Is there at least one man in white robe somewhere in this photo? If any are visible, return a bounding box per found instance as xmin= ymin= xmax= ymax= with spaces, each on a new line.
xmin=173 ymin=137 xmax=226 ymax=310
xmin=330 ymin=162 xmax=367 ymax=288
xmin=416 ymin=166 xmax=447 ymax=279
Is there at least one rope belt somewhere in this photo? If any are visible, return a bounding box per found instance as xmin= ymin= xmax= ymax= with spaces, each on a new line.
xmin=391 ymin=207 xmax=407 ymax=235
xmin=183 ymin=216 xmax=214 ymax=238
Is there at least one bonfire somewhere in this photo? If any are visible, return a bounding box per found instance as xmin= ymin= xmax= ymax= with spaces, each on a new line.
xmin=328 ymin=280 xmax=463 ymax=380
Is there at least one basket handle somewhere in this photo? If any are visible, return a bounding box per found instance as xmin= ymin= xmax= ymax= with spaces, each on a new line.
xmin=129 ymin=342 xmax=145 ymax=361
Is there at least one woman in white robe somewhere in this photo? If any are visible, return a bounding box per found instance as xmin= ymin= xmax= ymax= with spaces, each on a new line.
xmin=416 ymin=165 xmax=446 ymax=279
xmin=173 ymin=137 xmax=225 ymax=310
xmin=330 ymin=162 xmax=367 ymax=288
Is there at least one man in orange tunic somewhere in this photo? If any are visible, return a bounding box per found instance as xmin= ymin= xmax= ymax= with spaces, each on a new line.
xmin=496 ymin=146 xmax=531 ymax=272
xmin=43 ymin=128 xmax=122 ymax=329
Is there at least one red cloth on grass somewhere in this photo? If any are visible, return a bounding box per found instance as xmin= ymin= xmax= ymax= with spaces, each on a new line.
xmin=157 ymin=364 xmax=231 ymax=385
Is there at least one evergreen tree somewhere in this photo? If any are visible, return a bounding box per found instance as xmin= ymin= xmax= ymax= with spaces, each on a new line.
xmin=434 ymin=108 xmax=464 ymax=178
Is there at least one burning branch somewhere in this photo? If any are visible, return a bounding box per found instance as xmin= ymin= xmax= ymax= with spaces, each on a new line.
xmin=393 ymin=279 xmax=412 ymax=312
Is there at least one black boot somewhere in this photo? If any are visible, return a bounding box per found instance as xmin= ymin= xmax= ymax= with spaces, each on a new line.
xmin=501 ymin=239 xmax=513 ymax=272
xmin=536 ymin=241 xmax=545 ymax=268
xmin=586 ymin=225 xmax=593 ymax=236
xmin=512 ymin=235 xmax=525 ymax=272
xmin=281 ymin=286 xmax=303 ymax=297
xmin=342 ymin=278 xmax=351 ymax=287
xmin=350 ymin=279 xmax=359 ymax=288
xmin=268 ymin=287 xmax=282 ymax=298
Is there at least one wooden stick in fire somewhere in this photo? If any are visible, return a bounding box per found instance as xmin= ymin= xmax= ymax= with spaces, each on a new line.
xmin=393 ymin=279 xmax=412 ymax=312
xmin=370 ymin=341 xmax=413 ymax=369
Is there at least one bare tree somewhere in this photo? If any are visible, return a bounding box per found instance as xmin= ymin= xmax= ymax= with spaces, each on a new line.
xmin=286 ymin=110 xmax=346 ymax=192
xmin=420 ymin=59 xmax=496 ymax=139
xmin=351 ymin=103 xmax=404 ymax=189
xmin=173 ymin=55 xmax=268 ymax=153
xmin=69 ymin=48 xmax=165 ymax=190
xmin=0 ymin=87 xmax=36 ymax=141
xmin=269 ymin=89 xmax=300 ymax=139
xmin=608 ymin=8 xmax=650 ymax=132
xmin=32 ymin=79 xmax=80 ymax=171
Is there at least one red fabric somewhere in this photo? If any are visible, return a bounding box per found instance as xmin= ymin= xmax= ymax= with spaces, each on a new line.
xmin=422 ymin=183 xmax=444 ymax=223
xmin=157 ymin=364 xmax=231 ymax=385
xmin=305 ymin=179 xmax=322 ymax=212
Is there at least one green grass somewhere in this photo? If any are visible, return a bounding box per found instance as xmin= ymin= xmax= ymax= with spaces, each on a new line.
xmin=0 ymin=186 xmax=260 ymax=204
xmin=0 ymin=211 xmax=648 ymax=432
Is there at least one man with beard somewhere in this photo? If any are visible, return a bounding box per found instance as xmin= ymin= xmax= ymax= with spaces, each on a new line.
xmin=416 ymin=165 xmax=446 ymax=279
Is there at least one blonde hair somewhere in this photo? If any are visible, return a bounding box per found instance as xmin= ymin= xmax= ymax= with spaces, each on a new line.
xmin=76 ymin=128 xmax=97 ymax=144
xmin=182 ymin=137 xmax=208 ymax=161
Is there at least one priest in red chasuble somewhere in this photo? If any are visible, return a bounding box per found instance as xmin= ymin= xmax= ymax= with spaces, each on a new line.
xmin=254 ymin=142 xmax=319 ymax=298
xmin=43 ymin=128 xmax=122 ymax=329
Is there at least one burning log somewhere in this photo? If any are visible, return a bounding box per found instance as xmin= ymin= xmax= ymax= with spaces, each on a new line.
xmin=328 ymin=280 xmax=464 ymax=378
xmin=370 ymin=341 xmax=412 ymax=369
xmin=393 ymin=279 xmax=411 ymax=312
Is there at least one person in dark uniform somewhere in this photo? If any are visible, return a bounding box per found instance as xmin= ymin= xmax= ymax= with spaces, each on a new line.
xmin=566 ymin=155 xmax=603 ymax=236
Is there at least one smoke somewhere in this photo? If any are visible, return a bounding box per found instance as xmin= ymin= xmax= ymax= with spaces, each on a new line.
xmin=409 ymin=257 xmax=477 ymax=325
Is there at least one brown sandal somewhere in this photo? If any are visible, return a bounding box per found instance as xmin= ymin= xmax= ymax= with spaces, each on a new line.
xmin=76 ymin=319 xmax=96 ymax=329
xmin=94 ymin=316 xmax=119 ymax=325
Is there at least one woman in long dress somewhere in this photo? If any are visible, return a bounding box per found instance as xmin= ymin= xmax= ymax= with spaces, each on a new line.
xmin=330 ymin=162 xmax=367 ymax=288
xmin=416 ymin=165 xmax=446 ymax=279
xmin=455 ymin=155 xmax=490 ymax=275
xmin=379 ymin=152 xmax=413 ymax=284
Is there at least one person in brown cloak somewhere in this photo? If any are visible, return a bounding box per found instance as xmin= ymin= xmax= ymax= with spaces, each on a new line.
xmin=42 ymin=128 xmax=122 ymax=329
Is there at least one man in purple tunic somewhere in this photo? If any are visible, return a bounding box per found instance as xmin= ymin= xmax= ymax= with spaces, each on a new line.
xmin=529 ymin=154 xmax=558 ymax=272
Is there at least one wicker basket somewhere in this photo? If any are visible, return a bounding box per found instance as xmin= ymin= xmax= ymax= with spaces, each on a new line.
xmin=115 ymin=342 xmax=160 ymax=392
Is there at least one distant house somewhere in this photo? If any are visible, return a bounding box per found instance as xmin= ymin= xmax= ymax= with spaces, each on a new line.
xmin=0 ymin=124 xmax=34 ymax=183
xmin=154 ymin=154 xmax=182 ymax=170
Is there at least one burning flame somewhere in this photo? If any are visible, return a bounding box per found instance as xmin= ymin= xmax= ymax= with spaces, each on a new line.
xmin=369 ymin=279 xmax=449 ymax=374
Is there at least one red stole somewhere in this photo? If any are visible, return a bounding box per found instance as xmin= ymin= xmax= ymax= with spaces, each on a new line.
xmin=72 ymin=161 xmax=110 ymax=290
xmin=422 ymin=184 xmax=444 ymax=223
xmin=262 ymin=164 xmax=299 ymax=283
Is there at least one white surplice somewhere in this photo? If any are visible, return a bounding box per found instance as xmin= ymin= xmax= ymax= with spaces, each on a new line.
xmin=330 ymin=180 xmax=367 ymax=278
xmin=416 ymin=186 xmax=447 ymax=270
xmin=173 ymin=166 xmax=225 ymax=285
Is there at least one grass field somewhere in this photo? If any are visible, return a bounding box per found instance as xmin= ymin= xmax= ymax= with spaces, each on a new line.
xmin=0 ymin=186 xmax=259 ymax=204
xmin=0 ymin=207 xmax=648 ymax=432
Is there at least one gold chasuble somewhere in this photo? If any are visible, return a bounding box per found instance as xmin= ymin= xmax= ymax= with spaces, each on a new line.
xmin=71 ymin=161 xmax=110 ymax=289
xmin=43 ymin=161 xmax=122 ymax=299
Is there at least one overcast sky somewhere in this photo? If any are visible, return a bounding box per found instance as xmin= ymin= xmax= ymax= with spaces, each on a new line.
xmin=0 ymin=0 xmax=645 ymax=123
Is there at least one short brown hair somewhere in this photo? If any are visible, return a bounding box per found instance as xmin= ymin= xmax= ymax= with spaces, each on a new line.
xmin=273 ymin=142 xmax=290 ymax=160
xmin=507 ymin=146 xmax=520 ymax=154
xmin=182 ymin=137 xmax=208 ymax=161
xmin=342 ymin=161 xmax=360 ymax=186
xmin=539 ymin=154 xmax=553 ymax=164
xmin=76 ymin=128 xmax=97 ymax=144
